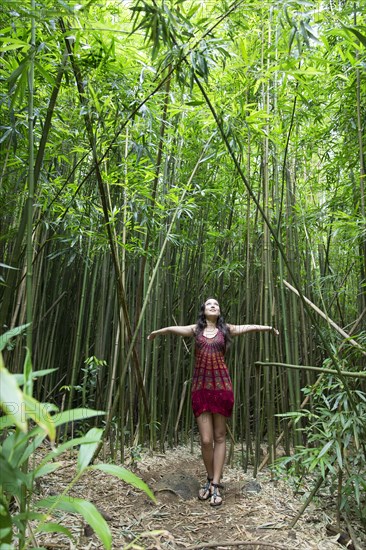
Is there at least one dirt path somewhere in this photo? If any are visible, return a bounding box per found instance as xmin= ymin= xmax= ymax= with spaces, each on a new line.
xmin=37 ymin=445 xmax=361 ymax=549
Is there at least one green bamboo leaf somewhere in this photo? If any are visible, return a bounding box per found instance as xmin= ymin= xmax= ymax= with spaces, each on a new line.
xmin=14 ymin=511 xmax=46 ymax=521
xmin=34 ymin=61 xmax=56 ymax=86
xmin=1 ymin=430 xmax=25 ymax=463
xmin=49 ymin=408 xmax=105 ymax=427
xmin=0 ymin=128 xmax=13 ymax=144
xmin=0 ymin=43 xmax=30 ymax=52
xmin=19 ymin=433 xmax=47 ymax=466
xmin=23 ymin=347 xmax=33 ymax=397
xmin=10 ymin=66 xmax=28 ymax=108
xmin=299 ymin=20 xmax=310 ymax=47
xmin=304 ymin=22 xmax=320 ymax=43
xmin=33 ymin=462 xmax=62 ymax=479
xmin=22 ymin=394 xmax=56 ymax=442
xmin=90 ymin=463 xmax=156 ymax=502
xmin=37 ymin=522 xmax=74 ymax=540
xmin=88 ymin=82 xmax=101 ymax=113
xmin=343 ymin=26 xmax=366 ymax=47
xmin=0 ymin=359 xmax=27 ymax=432
xmin=185 ymin=100 xmax=205 ymax=106
xmin=288 ymin=26 xmax=297 ymax=53
xmin=14 ymin=368 xmax=58 ymax=386
xmin=323 ymin=459 xmax=336 ymax=475
xmin=0 ymin=496 xmax=12 ymax=544
xmin=21 ymin=412 xmax=104 ymax=465
xmin=334 ymin=440 xmax=343 ymax=469
xmin=0 ymin=37 xmax=30 ymax=46
xmin=353 ymin=477 xmax=360 ymax=505
xmin=318 ymin=440 xmax=334 ymax=458
xmin=36 ymin=496 xmax=112 ymax=550
xmin=26 ymin=409 xmax=105 ymax=440
xmin=0 ymin=454 xmax=27 ymax=496
xmin=354 ymin=390 xmax=366 ymax=402
xmin=77 ymin=427 xmax=103 ymax=473
xmin=37 ymin=434 xmax=105 ymax=470
xmin=0 ymin=324 xmax=30 ymax=352
xmin=353 ymin=425 xmax=360 ymax=450
xmin=0 ymin=262 xmax=19 ymax=271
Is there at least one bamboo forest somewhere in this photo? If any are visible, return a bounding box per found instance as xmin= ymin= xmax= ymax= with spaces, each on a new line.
xmin=1 ymin=0 xmax=366 ymax=548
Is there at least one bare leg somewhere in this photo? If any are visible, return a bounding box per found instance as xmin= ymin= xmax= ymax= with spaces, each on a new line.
xmin=209 ymin=413 xmax=226 ymax=506
xmin=196 ymin=412 xmax=214 ymax=479
xmin=212 ymin=413 xmax=227 ymax=484
xmin=196 ymin=412 xmax=226 ymax=504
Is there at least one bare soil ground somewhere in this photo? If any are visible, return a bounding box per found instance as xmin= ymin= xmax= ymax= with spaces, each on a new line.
xmin=35 ymin=444 xmax=365 ymax=550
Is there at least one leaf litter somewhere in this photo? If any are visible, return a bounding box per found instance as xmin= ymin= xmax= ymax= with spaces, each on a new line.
xmin=33 ymin=444 xmax=365 ymax=550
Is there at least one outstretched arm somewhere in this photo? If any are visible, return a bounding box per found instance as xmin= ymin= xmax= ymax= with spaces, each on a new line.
xmin=228 ymin=324 xmax=279 ymax=338
xmin=147 ymin=324 xmax=196 ymax=340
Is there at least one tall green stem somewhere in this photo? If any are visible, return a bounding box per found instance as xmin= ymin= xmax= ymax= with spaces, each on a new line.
xmin=354 ymin=4 xmax=366 ymax=313
xmin=26 ymin=0 xmax=35 ymax=359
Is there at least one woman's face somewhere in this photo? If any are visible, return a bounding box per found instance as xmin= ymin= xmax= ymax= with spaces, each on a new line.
xmin=204 ymin=298 xmax=220 ymax=318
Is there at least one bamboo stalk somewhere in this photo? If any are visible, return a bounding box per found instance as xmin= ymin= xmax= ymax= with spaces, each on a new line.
xmin=243 ymin=133 xmax=252 ymax=471
xmin=174 ymin=379 xmax=189 ymax=445
xmin=289 ymin=472 xmax=326 ymax=528
xmin=344 ymin=513 xmax=364 ymax=550
xmin=283 ymin=279 xmax=366 ymax=355
xmin=256 ymin=361 xmax=366 ymax=378
xmin=261 ymin=7 xmax=274 ymax=468
xmin=253 ymin=363 xmax=261 ymax=478
xmin=354 ymin=5 xmax=366 ymax=313
xmin=67 ymin=239 xmax=90 ymax=411
xmin=20 ymin=6 xmax=36 ymax=546
xmin=25 ymin=4 xmax=35 ymax=359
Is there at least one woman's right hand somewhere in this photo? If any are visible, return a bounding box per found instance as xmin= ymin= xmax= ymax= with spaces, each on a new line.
xmin=147 ymin=331 xmax=157 ymax=340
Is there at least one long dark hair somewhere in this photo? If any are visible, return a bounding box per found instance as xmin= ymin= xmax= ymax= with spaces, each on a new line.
xmin=194 ymin=297 xmax=231 ymax=346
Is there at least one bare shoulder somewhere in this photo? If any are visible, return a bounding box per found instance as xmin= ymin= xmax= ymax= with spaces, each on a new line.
xmin=180 ymin=324 xmax=197 ymax=337
xmin=227 ymin=323 xmax=238 ymax=336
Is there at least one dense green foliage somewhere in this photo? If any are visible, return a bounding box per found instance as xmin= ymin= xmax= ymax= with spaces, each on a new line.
xmin=0 ymin=326 xmax=155 ymax=549
xmin=1 ymin=0 xmax=366 ymax=531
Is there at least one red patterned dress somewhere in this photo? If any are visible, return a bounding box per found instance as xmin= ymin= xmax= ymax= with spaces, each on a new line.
xmin=191 ymin=330 xmax=234 ymax=418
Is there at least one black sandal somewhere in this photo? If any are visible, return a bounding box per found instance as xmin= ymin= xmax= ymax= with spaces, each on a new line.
xmin=198 ymin=476 xmax=212 ymax=500
xmin=210 ymin=483 xmax=223 ymax=506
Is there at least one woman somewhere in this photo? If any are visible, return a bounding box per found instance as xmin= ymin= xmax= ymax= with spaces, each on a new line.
xmin=147 ymin=298 xmax=279 ymax=506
